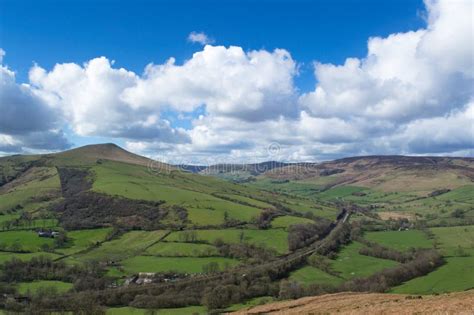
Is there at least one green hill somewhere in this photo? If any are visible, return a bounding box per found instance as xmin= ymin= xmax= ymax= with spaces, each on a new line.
xmin=1 ymin=144 xmax=473 ymax=314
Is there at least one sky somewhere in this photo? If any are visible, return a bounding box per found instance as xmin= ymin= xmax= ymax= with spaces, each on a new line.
xmin=0 ymin=0 xmax=472 ymax=164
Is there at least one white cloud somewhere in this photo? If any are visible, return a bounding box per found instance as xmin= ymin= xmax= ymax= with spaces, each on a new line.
xmin=0 ymin=51 xmax=70 ymax=153
xmin=2 ymin=0 xmax=473 ymax=160
xmin=300 ymin=0 xmax=473 ymax=123
xmin=121 ymin=45 xmax=297 ymax=121
xmin=188 ymin=31 xmax=214 ymax=45
xmin=29 ymin=57 xmax=190 ymax=143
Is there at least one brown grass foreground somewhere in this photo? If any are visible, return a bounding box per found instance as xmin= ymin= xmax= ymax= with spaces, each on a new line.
xmin=229 ymin=290 xmax=474 ymax=315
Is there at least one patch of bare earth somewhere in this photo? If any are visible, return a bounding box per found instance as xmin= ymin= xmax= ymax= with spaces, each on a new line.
xmin=229 ymin=291 xmax=474 ymax=315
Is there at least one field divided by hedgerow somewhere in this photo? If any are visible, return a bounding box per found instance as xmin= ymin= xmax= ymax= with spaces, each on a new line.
xmin=165 ymin=229 xmax=289 ymax=254
xmin=364 ymin=230 xmax=434 ymax=251
xmin=331 ymin=242 xmax=398 ymax=279
xmin=75 ymin=230 xmax=168 ymax=262
xmin=121 ymin=256 xmax=239 ymax=274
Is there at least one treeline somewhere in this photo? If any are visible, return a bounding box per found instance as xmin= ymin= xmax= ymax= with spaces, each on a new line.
xmin=0 ymin=256 xmax=111 ymax=292
xmin=279 ymin=249 xmax=444 ymax=300
xmin=357 ymin=239 xmax=416 ymax=263
xmin=288 ymin=220 xmax=333 ymax=251
xmin=215 ymin=240 xmax=277 ymax=263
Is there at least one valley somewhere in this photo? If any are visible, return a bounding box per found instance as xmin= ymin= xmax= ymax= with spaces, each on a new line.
xmin=0 ymin=144 xmax=473 ymax=314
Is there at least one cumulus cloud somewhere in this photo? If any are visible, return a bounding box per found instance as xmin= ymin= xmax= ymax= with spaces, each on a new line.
xmin=0 ymin=50 xmax=70 ymax=154
xmin=121 ymin=45 xmax=298 ymax=121
xmin=2 ymin=0 xmax=472 ymax=160
xmin=296 ymin=0 xmax=473 ymax=158
xmin=29 ymin=57 xmax=190 ymax=144
xmin=188 ymin=31 xmax=214 ymax=45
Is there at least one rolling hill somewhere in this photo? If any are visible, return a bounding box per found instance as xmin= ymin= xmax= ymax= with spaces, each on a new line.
xmin=0 ymin=144 xmax=473 ymax=313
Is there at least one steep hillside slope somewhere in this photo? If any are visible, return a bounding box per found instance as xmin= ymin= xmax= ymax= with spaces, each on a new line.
xmin=230 ymin=290 xmax=474 ymax=314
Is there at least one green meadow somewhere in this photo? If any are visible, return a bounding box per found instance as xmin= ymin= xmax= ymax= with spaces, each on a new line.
xmin=146 ymin=242 xmax=219 ymax=257
xmin=17 ymin=280 xmax=73 ymax=295
xmin=430 ymin=225 xmax=474 ymax=256
xmin=391 ymin=256 xmax=474 ymax=294
xmin=75 ymin=230 xmax=168 ymax=262
xmin=121 ymin=256 xmax=239 ymax=274
xmin=58 ymin=228 xmax=112 ymax=255
xmin=165 ymin=228 xmax=289 ymax=254
xmin=289 ymin=266 xmax=343 ymax=286
xmin=0 ymin=252 xmax=61 ymax=264
xmin=271 ymin=215 xmax=314 ymax=230
xmin=0 ymin=230 xmax=55 ymax=252
xmin=331 ymin=242 xmax=398 ymax=279
xmin=364 ymin=230 xmax=434 ymax=251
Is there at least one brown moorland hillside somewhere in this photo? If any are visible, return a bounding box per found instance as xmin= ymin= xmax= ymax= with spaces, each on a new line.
xmin=230 ymin=290 xmax=474 ymax=315
xmin=265 ymin=156 xmax=474 ymax=193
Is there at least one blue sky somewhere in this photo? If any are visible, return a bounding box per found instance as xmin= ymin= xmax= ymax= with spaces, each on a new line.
xmin=0 ymin=0 xmax=472 ymax=162
xmin=2 ymin=0 xmax=424 ymax=86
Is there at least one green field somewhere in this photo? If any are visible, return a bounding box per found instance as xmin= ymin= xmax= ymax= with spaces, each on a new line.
xmin=0 ymin=230 xmax=55 ymax=252
xmin=165 ymin=229 xmax=289 ymax=254
xmin=146 ymin=242 xmax=219 ymax=257
xmin=17 ymin=280 xmax=73 ymax=295
xmin=121 ymin=256 xmax=239 ymax=274
xmin=289 ymin=266 xmax=343 ymax=286
xmin=331 ymin=242 xmax=398 ymax=279
xmin=391 ymin=256 xmax=474 ymax=294
xmin=271 ymin=215 xmax=314 ymax=230
xmin=0 ymin=252 xmax=61 ymax=264
xmin=75 ymin=230 xmax=168 ymax=262
xmin=0 ymin=167 xmax=61 ymax=213
xmin=430 ymin=225 xmax=474 ymax=256
xmin=91 ymin=161 xmax=264 ymax=224
xmin=364 ymin=230 xmax=433 ymax=251
xmin=58 ymin=228 xmax=112 ymax=255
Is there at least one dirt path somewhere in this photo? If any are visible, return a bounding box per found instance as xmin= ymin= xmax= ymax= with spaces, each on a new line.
xmin=230 ymin=290 xmax=474 ymax=315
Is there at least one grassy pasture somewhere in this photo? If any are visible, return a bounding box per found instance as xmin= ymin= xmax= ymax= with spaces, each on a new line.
xmin=146 ymin=242 xmax=219 ymax=257
xmin=289 ymin=266 xmax=343 ymax=286
xmin=91 ymin=161 xmax=263 ymax=224
xmin=76 ymin=230 xmax=167 ymax=262
xmin=121 ymin=256 xmax=239 ymax=274
xmin=0 ymin=167 xmax=61 ymax=213
xmin=17 ymin=280 xmax=73 ymax=295
xmin=331 ymin=242 xmax=398 ymax=279
xmin=0 ymin=252 xmax=61 ymax=264
xmin=0 ymin=230 xmax=55 ymax=252
xmin=391 ymin=256 xmax=474 ymax=294
xmin=214 ymin=193 xmax=274 ymax=209
xmin=271 ymin=215 xmax=314 ymax=230
xmin=364 ymin=230 xmax=433 ymax=251
xmin=0 ymin=214 xmax=20 ymax=226
xmin=58 ymin=228 xmax=112 ymax=255
xmin=430 ymin=225 xmax=474 ymax=256
xmin=165 ymin=229 xmax=289 ymax=254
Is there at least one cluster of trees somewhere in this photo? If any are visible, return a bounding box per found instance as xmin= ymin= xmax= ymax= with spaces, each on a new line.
xmin=215 ymin=241 xmax=277 ymax=263
xmin=316 ymin=223 xmax=353 ymax=257
xmin=0 ymin=256 xmax=111 ymax=292
xmin=288 ymin=220 xmax=332 ymax=251
xmin=357 ymin=239 xmax=415 ymax=263
xmin=55 ymin=191 xmax=166 ymax=230
xmin=252 ymin=209 xmax=278 ymax=229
